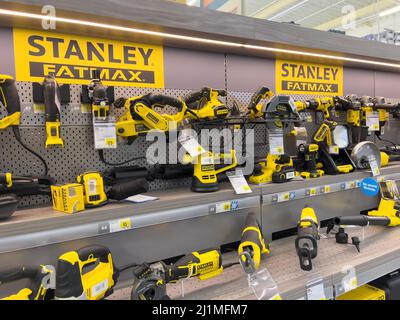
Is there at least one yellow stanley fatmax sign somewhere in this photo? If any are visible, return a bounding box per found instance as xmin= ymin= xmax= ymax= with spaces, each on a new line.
xmin=13 ymin=28 xmax=164 ymax=87
xmin=276 ymin=60 xmax=343 ymax=96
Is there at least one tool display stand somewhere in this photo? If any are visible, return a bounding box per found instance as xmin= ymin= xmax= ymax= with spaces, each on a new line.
xmin=161 ymin=225 xmax=400 ymax=300
xmin=1 ymin=164 xmax=400 ymax=297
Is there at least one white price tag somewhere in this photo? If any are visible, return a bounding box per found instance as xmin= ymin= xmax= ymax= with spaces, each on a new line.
xmin=179 ymin=135 xmax=205 ymax=158
xmin=329 ymin=145 xmax=339 ymax=155
xmin=269 ymin=131 xmax=284 ymax=155
xmin=368 ymin=156 xmax=380 ymax=177
xmin=216 ymin=201 xmax=231 ymax=213
xmin=226 ymin=170 xmax=252 ymax=195
xmin=345 ymin=181 xmax=357 ymax=190
xmin=366 ymin=111 xmax=380 ymax=132
xmin=110 ymin=217 xmax=132 ymax=233
xmin=93 ymin=121 xmax=117 ymax=149
xmin=278 ymin=193 xmax=290 ymax=202
xmin=343 ymin=276 xmax=358 ymax=293
xmin=306 ymin=278 xmax=326 ymax=300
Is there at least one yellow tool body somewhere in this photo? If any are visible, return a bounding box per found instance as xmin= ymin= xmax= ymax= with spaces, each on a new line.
xmin=297 ymin=144 xmax=325 ymax=179
xmin=368 ymin=198 xmax=400 ymax=227
xmin=186 ymin=149 xmax=237 ymax=192
xmin=43 ymin=75 xmax=64 ymax=148
xmin=77 ymin=172 xmax=108 ymax=208
xmin=238 ymin=213 xmax=270 ymax=274
xmin=131 ymin=249 xmax=223 ymax=300
xmin=247 ymin=87 xmax=274 ymax=119
xmin=295 ymin=207 xmax=319 ymax=271
xmin=250 ymin=153 xmax=297 ymax=184
xmin=55 ymin=245 xmax=118 ymax=300
xmin=115 ymin=94 xmax=189 ymax=143
xmin=0 ymin=75 xmax=21 ymax=129
xmin=0 ymin=265 xmax=53 ymax=300
xmin=185 ymin=87 xmax=229 ymax=120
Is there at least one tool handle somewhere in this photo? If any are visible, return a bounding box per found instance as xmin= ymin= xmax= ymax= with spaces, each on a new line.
xmin=0 ymin=176 xmax=54 ymax=196
xmin=92 ymin=81 xmax=108 ymax=104
xmin=0 ymin=266 xmax=41 ymax=284
xmin=107 ymin=179 xmax=149 ymax=200
xmin=0 ymin=75 xmax=21 ymax=115
xmin=248 ymin=86 xmax=271 ymax=112
xmin=77 ymin=245 xmax=111 ymax=264
xmin=148 ymin=94 xmax=184 ymax=111
xmin=334 ymin=215 xmax=390 ymax=227
xmin=184 ymin=90 xmax=206 ymax=105
xmin=43 ymin=75 xmax=61 ymax=122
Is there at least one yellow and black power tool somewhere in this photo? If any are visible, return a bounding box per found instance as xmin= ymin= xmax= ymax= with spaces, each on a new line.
xmin=297 ymin=144 xmax=325 ymax=179
xmin=184 ymin=87 xmax=230 ymax=120
xmin=304 ymin=97 xmax=336 ymax=120
xmin=249 ymin=153 xmax=297 ymax=185
xmin=295 ymin=206 xmax=320 ymax=271
xmin=55 ymin=245 xmax=119 ymax=300
xmin=77 ymin=172 xmax=108 ymax=208
xmin=87 ymin=69 xmax=111 ymax=119
xmin=0 ymin=75 xmax=21 ymax=129
xmin=0 ymin=265 xmax=54 ymax=300
xmin=43 ymin=75 xmax=64 ymax=148
xmin=184 ymin=149 xmax=237 ymax=192
xmin=238 ymin=213 xmax=270 ymax=274
xmin=131 ymin=249 xmax=223 ymax=300
xmin=115 ymin=94 xmax=191 ymax=144
xmin=247 ymin=86 xmax=274 ymax=119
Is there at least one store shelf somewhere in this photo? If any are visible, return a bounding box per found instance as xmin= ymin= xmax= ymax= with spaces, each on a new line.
xmin=0 ymin=183 xmax=263 ymax=254
xmin=163 ymin=226 xmax=400 ymax=300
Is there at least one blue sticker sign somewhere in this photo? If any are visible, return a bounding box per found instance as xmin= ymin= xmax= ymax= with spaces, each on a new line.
xmin=360 ymin=178 xmax=380 ymax=197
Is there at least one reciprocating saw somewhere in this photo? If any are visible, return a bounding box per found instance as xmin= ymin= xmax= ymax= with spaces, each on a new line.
xmin=238 ymin=212 xmax=270 ymax=274
xmin=43 ymin=75 xmax=63 ymax=148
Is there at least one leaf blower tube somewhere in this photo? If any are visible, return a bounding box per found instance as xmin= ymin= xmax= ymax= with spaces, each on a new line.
xmin=334 ymin=216 xmax=391 ymax=227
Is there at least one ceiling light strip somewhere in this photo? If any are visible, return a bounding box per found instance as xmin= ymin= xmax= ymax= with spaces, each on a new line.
xmin=0 ymin=8 xmax=399 ymax=69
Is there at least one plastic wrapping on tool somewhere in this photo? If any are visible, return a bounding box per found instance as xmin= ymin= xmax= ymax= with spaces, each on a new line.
xmin=248 ymin=268 xmax=281 ymax=300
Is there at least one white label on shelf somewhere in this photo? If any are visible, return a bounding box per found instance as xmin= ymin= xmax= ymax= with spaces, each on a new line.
xmin=340 ymin=265 xmax=358 ymax=293
xmin=306 ymin=278 xmax=326 ymax=300
xmin=110 ymin=217 xmax=132 ymax=233
xmin=93 ymin=121 xmax=117 ymax=149
xmin=269 ymin=130 xmax=284 ymax=155
xmin=368 ymin=155 xmax=380 ymax=177
xmin=91 ymin=279 xmax=108 ymax=298
xmin=179 ymin=133 xmax=205 ymax=158
xmin=227 ymin=170 xmax=252 ymax=195
xmin=366 ymin=111 xmax=380 ymax=132
xmin=286 ymin=171 xmax=296 ymax=180
xmin=216 ymin=201 xmax=231 ymax=213
xmin=329 ymin=145 xmax=339 ymax=155
xmin=345 ymin=181 xmax=357 ymax=190
xmin=278 ymin=193 xmax=291 ymax=203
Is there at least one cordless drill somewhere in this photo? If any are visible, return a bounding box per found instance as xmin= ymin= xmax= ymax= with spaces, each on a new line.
xmin=297 ymin=144 xmax=324 ymax=179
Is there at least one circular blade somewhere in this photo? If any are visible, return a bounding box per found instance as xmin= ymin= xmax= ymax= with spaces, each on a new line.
xmin=351 ymin=141 xmax=381 ymax=169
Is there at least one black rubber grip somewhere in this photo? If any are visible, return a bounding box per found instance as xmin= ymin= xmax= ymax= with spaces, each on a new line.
xmin=334 ymin=216 xmax=390 ymax=227
xmin=43 ymin=75 xmax=61 ymax=122
xmin=0 ymin=194 xmax=18 ymax=220
xmin=184 ymin=90 xmax=205 ymax=105
xmin=0 ymin=76 xmax=21 ymax=115
xmin=147 ymin=94 xmax=184 ymax=111
xmin=107 ymin=179 xmax=149 ymax=200
xmin=248 ymin=87 xmax=270 ymax=111
xmin=0 ymin=176 xmax=54 ymax=196
xmin=77 ymin=245 xmax=111 ymax=263
xmin=0 ymin=265 xmax=40 ymax=283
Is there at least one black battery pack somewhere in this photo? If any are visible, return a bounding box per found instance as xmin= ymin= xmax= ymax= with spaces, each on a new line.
xmin=371 ymin=270 xmax=400 ymax=300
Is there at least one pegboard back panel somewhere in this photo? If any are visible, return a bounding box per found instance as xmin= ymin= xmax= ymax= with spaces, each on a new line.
xmin=2 ymin=83 xmax=399 ymax=209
